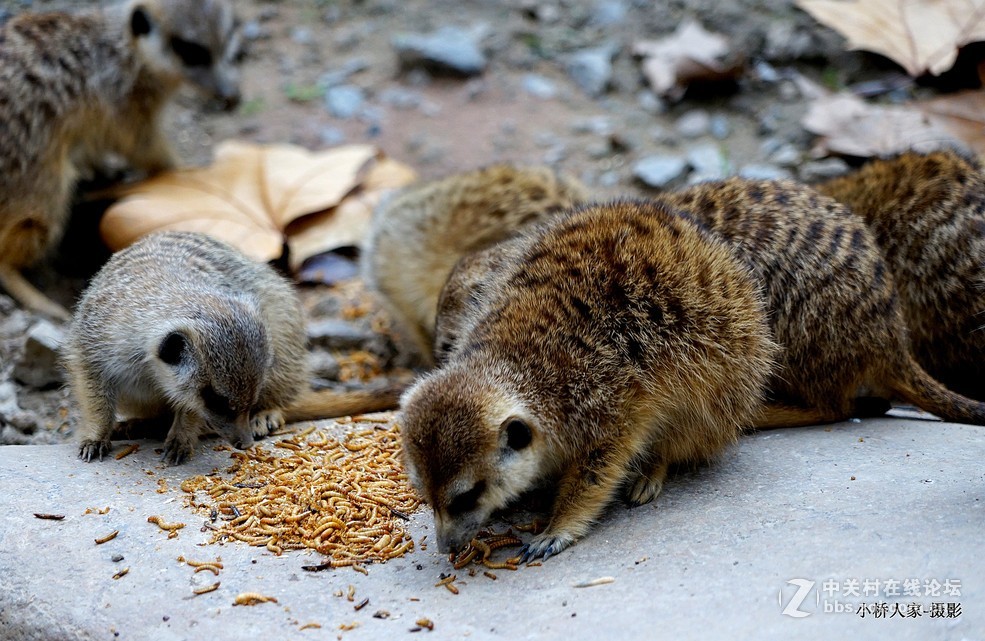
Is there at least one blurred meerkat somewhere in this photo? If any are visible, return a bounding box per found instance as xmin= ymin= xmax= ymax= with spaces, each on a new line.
xmin=361 ymin=164 xmax=588 ymax=366
xmin=0 ymin=0 xmax=244 ymax=321
xmin=661 ymin=178 xmax=985 ymax=426
xmin=816 ymin=149 xmax=985 ymax=401
xmin=67 ymin=231 xmax=400 ymax=465
xmin=400 ymin=200 xmax=778 ymax=559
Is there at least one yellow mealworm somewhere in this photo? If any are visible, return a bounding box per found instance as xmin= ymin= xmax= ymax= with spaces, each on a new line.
xmin=112 ymin=567 xmax=129 ymax=580
xmin=232 ymin=593 xmax=278 ymax=606
xmin=192 ymin=582 xmax=220 ymax=595
xmin=94 ymin=530 xmax=119 ymax=545
xmin=114 ymin=443 xmax=139 ymax=460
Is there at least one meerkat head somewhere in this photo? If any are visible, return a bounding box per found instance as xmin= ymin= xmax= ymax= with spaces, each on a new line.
xmin=399 ymin=362 xmax=545 ymax=553
xmin=128 ymin=0 xmax=244 ymax=110
xmin=150 ymin=301 xmax=272 ymax=449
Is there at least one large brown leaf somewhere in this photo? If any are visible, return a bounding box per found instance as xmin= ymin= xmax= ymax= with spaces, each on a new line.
xmin=101 ymin=141 xmax=416 ymax=266
xmin=797 ymin=0 xmax=985 ymax=77
xmin=802 ymin=90 xmax=985 ymax=157
xmin=633 ymin=20 xmax=744 ymax=101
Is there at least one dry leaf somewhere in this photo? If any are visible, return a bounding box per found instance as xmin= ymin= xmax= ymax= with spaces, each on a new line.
xmin=101 ymin=141 xmax=415 ymax=267
xmin=802 ymin=90 xmax=985 ymax=157
xmin=797 ymin=0 xmax=985 ymax=77
xmin=633 ymin=20 xmax=744 ymax=100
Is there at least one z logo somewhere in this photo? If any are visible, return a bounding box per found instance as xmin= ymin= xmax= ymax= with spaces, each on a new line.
xmin=779 ymin=579 xmax=817 ymax=618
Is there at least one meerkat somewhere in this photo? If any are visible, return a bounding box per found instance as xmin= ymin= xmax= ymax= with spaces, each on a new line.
xmin=0 ymin=0 xmax=244 ymax=321
xmin=362 ymin=164 xmax=588 ymax=366
xmin=660 ymin=178 xmax=985 ymax=427
xmin=399 ymin=200 xmax=779 ymax=560
xmin=815 ymin=150 xmax=985 ymax=401
xmin=67 ymin=231 xmax=401 ymax=465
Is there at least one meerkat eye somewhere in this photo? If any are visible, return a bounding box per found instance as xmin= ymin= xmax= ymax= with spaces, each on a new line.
xmin=158 ymin=332 xmax=187 ymax=365
xmin=201 ymin=386 xmax=234 ymax=417
xmin=504 ymin=418 xmax=532 ymax=451
xmin=170 ymin=37 xmax=213 ymax=68
xmin=447 ymin=481 xmax=486 ymax=516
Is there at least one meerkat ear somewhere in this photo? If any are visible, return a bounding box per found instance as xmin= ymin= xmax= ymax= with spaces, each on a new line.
xmin=502 ymin=418 xmax=532 ymax=451
xmin=130 ymin=5 xmax=153 ymax=37
xmin=158 ymin=331 xmax=187 ymax=366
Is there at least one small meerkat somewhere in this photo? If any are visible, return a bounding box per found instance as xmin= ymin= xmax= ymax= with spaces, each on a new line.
xmin=67 ymin=231 xmax=401 ymax=465
xmin=362 ymin=164 xmax=588 ymax=366
xmin=0 ymin=0 xmax=244 ymax=321
xmin=815 ymin=150 xmax=985 ymax=401
xmin=661 ymin=178 xmax=985 ymax=426
xmin=400 ymin=200 xmax=778 ymax=559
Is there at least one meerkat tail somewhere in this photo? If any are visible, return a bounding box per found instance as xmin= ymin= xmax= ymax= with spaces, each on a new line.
xmin=0 ymin=264 xmax=70 ymax=321
xmin=891 ymin=356 xmax=985 ymax=425
xmin=283 ymin=383 xmax=409 ymax=423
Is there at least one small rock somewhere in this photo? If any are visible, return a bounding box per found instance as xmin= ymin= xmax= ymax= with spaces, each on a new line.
xmin=598 ymin=170 xmax=620 ymax=187
xmin=637 ymin=90 xmax=665 ymax=115
xmin=687 ymin=143 xmax=728 ymax=178
xmin=633 ymin=155 xmax=688 ymax=188
xmin=769 ymin=144 xmax=802 ymax=167
xmin=0 ymin=307 xmax=30 ymax=338
xmin=324 ymin=85 xmax=365 ymax=119
xmin=675 ymin=110 xmax=711 ymax=138
xmin=737 ymin=164 xmax=792 ymax=180
xmin=319 ymin=126 xmax=346 ymax=146
xmin=378 ymin=87 xmax=422 ymax=110
xmin=799 ymin=158 xmax=851 ymax=182
xmin=392 ymin=25 xmax=488 ymax=76
xmin=13 ymin=320 xmax=64 ymax=389
xmin=570 ymin=116 xmax=612 ymax=136
xmin=309 ymin=351 xmax=341 ymax=381
xmin=306 ymin=319 xmax=376 ymax=351
xmin=241 ymin=20 xmax=269 ymax=42
xmin=588 ymin=0 xmax=627 ymax=26
xmin=709 ymin=114 xmax=731 ymax=140
xmin=565 ymin=45 xmax=616 ymax=97
xmin=521 ymin=74 xmax=557 ymax=99
xmin=290 ymin=26 xmax=314 ymax=46
xmin=112 ymin=555 xmax=125 ymax=563
xmin=319 ymin=58 xmax=370 ymax=89
xmin=0 ymin=382 xmax=39 ymax=435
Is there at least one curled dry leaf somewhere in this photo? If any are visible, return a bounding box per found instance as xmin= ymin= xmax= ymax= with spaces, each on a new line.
xmin=100 ymin=141 xmax=416 ymax=269
xmin=801 ymin=93 xmax=961 ymax=157
xmin=797 ymin=0 xmax=985 ymax=77
xmin=633 ymin=20 xmax=743 ymax=100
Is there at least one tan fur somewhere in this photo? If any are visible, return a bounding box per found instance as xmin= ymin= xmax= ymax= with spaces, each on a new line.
xmin=362 ymin=165 xmax=587 ymax=365
xmin=400 ymin=200 xmax=777 ymax=558
xmin=0 ymin=0 xmax=243 ymax=320
xmin=816 ymin=150 xmax=985 ymax=401
xmin=661 ymin=178 xmax=985 ymax=426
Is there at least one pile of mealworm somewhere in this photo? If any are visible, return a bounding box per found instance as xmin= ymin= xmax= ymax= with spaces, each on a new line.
xmin=180 ymin=418 xmax=420 ymax=569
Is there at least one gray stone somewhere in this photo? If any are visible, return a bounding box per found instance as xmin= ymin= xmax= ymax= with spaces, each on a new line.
xmin=289 ymin=26 xmax=314 ymax=46
xmin=320 ymin=58 xmax=370 ymax=89
xmin=709 ymin=114 xmax=731 ymax=140
xmin=675 ymin=109 xmax=711 ymax=138
xmin=570 ymin=116 xmax=612 ymax=136
xmin=306 ymin=318 xmax=376 ymax=351
xmin=319 ymin=126 xmax=346 ymax=146
xmin=636 ymin=90 xmax=665 ymax=115
xmin=769 ymin=144 xmax=802 ymax=167
xmin=241 ymin=20 xmax=269 ymax=42
xmin=378 ymin=87 xmax=422 ymax=110
xmin=737 ymin=163 xmax=792 ymax=181
xmin=392 ymin=25 xmax=488 ymax=76
xmin=800 ymin=158 xmax=851 ymax=182
xmin=633 ymin=154 xmax=688 ymax=188
xmin=2 ymin=416 xmax=983 ymax=638
xmin=521 ymin=74 xmax=557 ymax=99
xmin=324 ymin=85 xmax=365 ymax=119
xmin=588 ymin=0 xmax=627 ymax=26
xmin=0 ymin=382 xmax=38 ymax=435
xmin=565 ymin=45 xmax=616 ymax=97
xmin=13 ymin=320 xmax=64 ymax=389
xmin=686 ymin=143 xmax=729 ymax=179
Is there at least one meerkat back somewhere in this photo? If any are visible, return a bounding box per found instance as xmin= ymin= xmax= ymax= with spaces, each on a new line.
xmin=663 ymin=178 xmax=985 ymax=427
xmin=816 ymin=150 xmax=985 ymax=401
xmin=0 ymin=0 xmax=243 ymax=320
xmin=362 ymin=164 xmax=587 ymax=366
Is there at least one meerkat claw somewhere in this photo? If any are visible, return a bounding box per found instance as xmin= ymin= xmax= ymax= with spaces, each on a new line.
xmin=520 ymin=533 xmax=572 ymax=562
xmin=79 ymin=440 xmax=109 ymax=462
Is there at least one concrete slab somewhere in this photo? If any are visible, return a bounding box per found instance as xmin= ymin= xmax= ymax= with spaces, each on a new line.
xmin=1 ymin=415 xmax=982 ymax=641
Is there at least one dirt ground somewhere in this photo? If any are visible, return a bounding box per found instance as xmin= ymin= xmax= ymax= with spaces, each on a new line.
xmin=0 ymin=0 xmax=936 ymax=446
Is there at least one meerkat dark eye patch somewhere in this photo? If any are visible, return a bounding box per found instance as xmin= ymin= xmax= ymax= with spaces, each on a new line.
xmin=200 ymin=386 xmax=234 ymax=418
xmin=504 ymin=419 xmax=532 ymax=451
xmin=170 ymin=37 xmax=213 ymax=68
xmin=447 ymin=481 xmax=485 ymax=516
xmin=158 ymin=331 xmax=187 ymax=365
xmin=130 ymin=6 xmax=152 ymax=37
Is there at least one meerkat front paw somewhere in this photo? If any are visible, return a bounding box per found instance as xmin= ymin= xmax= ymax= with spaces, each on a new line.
xmin=519 ymin=529 xmax=578 ymax=563
xmin=79 ymin=439 xmax=111 ymax=462
xmin=162 ymin=432 xmax=196 ymax=465
xmin=625 ymin=474 xmax=664 ymax=506
xmin=251 ymin=409 xmax=284 ymax=439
